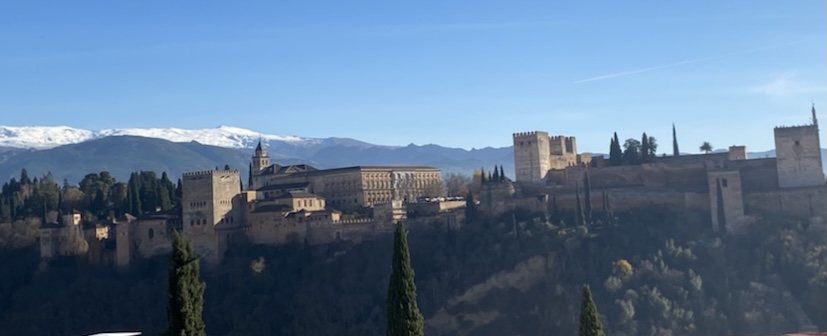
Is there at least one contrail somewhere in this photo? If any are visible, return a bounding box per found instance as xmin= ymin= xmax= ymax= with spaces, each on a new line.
xmin=573 ymin=40 xmax=810 ymax=84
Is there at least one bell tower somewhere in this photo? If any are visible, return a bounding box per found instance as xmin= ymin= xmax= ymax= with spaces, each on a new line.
xmin=251 ymin=139 xmax=269 ymax=173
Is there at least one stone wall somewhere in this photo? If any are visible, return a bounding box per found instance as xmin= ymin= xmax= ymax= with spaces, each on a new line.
xmin=707 ymin=170 xmax=745 ymax=233
xmin=134 ymin=217 xmax=173 ymax=258
xmin=744 ymin=185 xmax=827 ymax=218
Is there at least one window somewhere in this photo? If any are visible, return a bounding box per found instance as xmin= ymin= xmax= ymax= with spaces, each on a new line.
xmin=722 ymin=178 xmax=728 ymax=187
xmin=148 ymin=228 xmax=155 ymax=239
xmin=795 ymin=140 xmax=800 ymax=146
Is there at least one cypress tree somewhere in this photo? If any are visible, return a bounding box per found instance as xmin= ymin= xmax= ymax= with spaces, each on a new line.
xmin=385 ymin=221 xmax=424 ymax=336
xmin=578 ymin=284 xmax=606 ymax=336
xmin=487 ymin=171 xmax=493 ymax=183
xmin=464 ymin=191 xmax=476 ymax=222
xmin=575 ymin=183 xmax=586 ymax=226
xmin=247 ymin=163 xmax=254 ymax=190
xmin=480 ymin=168 xmax=486 ymax=184
xmin=551 ymin=194 xmax=559 ymax=224
xmin=716 ymin=178 xmax=727 ymax=233
xmin=609 ymin=133 xmax=623 ymax=166
xmin=165 ymin=232 xmax=206 ymax=336
xmin=583 ymin=172 xmax=592 ymax=224
xmin=672 ymin=123 xmax=680 ymax=156
xmin=492 ymin=165 xmax=500 ymax=182
xmin=498 ymin=165 xmax=505 ymax=181
xmin=641 ymin=132 xmax=650 ymax=162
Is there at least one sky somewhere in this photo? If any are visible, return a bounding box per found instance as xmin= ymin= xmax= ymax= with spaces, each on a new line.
xmin=0 ymin=1 xmax=825 ymax=153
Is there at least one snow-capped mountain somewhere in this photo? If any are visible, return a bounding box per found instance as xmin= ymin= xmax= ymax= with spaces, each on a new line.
xmin=0 ymin=125 xmax=318 ymax=150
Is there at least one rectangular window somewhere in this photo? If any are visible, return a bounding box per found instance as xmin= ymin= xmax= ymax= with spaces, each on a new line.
xmin=722 ymin=179 xmax=728 ymax=187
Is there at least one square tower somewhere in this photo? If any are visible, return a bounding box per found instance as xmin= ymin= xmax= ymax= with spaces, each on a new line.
xmin=513 ymin=131 xmax=551 ymax=183
xmin=774 ymin=124 xmax=824 ymax=188
xmin=182 ymin=169 xmax=241 ymax=264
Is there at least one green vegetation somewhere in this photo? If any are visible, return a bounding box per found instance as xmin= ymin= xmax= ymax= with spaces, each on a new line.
xmin=608 ymin=132 xmax=659 ymax=165
xmin=165 ymin=233 xmax=206 ymax=336
xmin=0 ymin=168 xmax=823 ymax=335
xmin=385 ymin=221 xmax=424 ymax=336
xmin=578 ymin=284 xmax=605 ymax=336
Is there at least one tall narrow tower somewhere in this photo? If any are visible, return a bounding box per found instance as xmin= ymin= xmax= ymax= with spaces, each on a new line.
xmin=251 ymin=140 xmax=270 ymax=173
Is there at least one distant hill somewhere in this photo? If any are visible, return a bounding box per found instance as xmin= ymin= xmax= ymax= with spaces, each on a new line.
xmin=0 ymin=136 xmax=513 ymax=184
xmin=0 ymin=125 xmax=824 ymax=183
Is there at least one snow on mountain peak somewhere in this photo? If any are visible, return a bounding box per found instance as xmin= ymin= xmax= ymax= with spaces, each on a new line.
xmin=0 ymin=125 xmax=315 ymax=150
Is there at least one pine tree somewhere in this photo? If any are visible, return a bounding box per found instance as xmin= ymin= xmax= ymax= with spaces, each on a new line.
xmin=672 ymin=123 xmax=680 ymax=156
xmin=583 ymin=172 xmax=592 ymax=224
xmin=165 ymin=233 xmax=207 ymax=336
xmin=578 ymin=284 xmax=606 ymax=336
xmin=385 ymin=221 xmax=424 ymax=336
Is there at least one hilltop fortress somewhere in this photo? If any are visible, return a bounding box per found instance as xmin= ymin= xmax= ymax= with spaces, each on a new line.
xmin=37 ymin=105 xmax=826 ymax=266
xmin=39 ymin=142 xmax=462 ymax=266
xmin=481 ymin=105 xmax=825 ymax=232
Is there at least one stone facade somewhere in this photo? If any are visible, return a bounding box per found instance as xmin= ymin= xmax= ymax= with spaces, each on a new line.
xmin=774 ymin=124 xmax=824 ymax=188
xmin=251 ymin=143 xmax=443 ymax=211
xmin=181 ymin=169 xmax=243 ymax=264
xmin=512 ymin=131 xmax=591 ymax=183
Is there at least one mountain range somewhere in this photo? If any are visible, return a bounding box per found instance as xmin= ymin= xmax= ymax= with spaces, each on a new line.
xmin=0 ymin=125 xmax=824 ymax=184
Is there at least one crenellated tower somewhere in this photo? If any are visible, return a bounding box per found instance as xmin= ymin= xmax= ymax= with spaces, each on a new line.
xmin=773 ymin=105 xmax=824 ymax=188
xmin=181 ymin=169 xmax=242 ymax=264
xmin=513 ymin=131 xmax=551 ymax=183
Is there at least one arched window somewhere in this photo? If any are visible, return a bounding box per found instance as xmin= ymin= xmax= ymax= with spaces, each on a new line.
xmin=148 ymin=228 xmax=155 ymax=239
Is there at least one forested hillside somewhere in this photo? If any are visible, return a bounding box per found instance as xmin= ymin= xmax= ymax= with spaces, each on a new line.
xmin=0 ymin=201 xmax=824 ymax=335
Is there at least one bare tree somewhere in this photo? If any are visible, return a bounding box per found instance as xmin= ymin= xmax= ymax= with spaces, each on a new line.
xmin=444 ymin=173 xmax=472 ymax=197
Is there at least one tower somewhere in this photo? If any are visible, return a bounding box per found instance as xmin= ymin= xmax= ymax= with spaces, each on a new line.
xmin=181 ymin=169 xmax=242 ymax=265
xmin=512 ymin=131 xmax=551 ymax=183
xmin=252 ymin=140 xmax=270 ymax=173
xmin=774 ymin=106 xmax=824 ymax=188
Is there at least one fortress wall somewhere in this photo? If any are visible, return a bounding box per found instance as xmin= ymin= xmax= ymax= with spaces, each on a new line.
xmin=654 ymin=152 xmax=728 ymax=164
xmin=733 ymin=158 xmax=779 ymax=192
xmin=134 ymin=219 xmax=173 ymax=258
xmin=548 ymin=188 xmax=690 ymax=213
xmin=744 ymin=186 xmax=827 ymax=218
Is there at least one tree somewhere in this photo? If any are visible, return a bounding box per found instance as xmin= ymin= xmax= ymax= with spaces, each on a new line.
xmin=385 ymin=221 xmax=424 ymax=336
xmin=647 ymin=135 xmax=658 ymax=158
xmin=498 ymin=165 xmax=505 ymax=181
xmin=575 ymin=182 xmax=586 ymax=226
xmin=641 ymin=133 xmax=650 ymax=162
xmin=583 ymin=172 xmax=592 ymax=223
xmin=464 ymin=191 xmax=476 ymax=222
xmin=716 ymin=177 xmax=727 ymax=233
xmin=622 ymin=138 xmax=641 ymax=165
xmin=444 ymin=173 xmax=471 ymax=197
xmin=247 ymin=163 xmax=254 ymax=190
xmin=700 ymin=142 xmax=713 ymax=154
xmin=609 ymin=133 xmax=623 ymax=166
xmin=492 ymin=165 xmax=500 ymax=182
xmin=672 ymin=123 xmax=680 ymax=156
xmin=578 ymin=284 xmax=605 ymax=336
xmin=165 ymin=232 xmax=207 ymax=336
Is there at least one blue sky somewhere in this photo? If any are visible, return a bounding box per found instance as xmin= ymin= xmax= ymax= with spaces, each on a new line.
xmin=1 ymin=1 xmax=825 ymax=153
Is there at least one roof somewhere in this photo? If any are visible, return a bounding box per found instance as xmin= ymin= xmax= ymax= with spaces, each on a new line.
xmin=251 ymin=204 xmax=292 ymax=213
xmin=257 ymin=182 xmax=311 ymax=191
xmin=260 ymin=163 xmax=440 ymax=177
xmin=272 ymin=190 xmax=319 ymax=200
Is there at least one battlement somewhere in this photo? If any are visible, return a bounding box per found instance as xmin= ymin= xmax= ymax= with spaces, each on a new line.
xmin=549 ymin=135 xmax=574 ymax=141
xmin=513 ymin=131 xmax=548 ymax=139
xmin=333 ymin=218 xmax=375 ymax=225
xmin=773 ymin=124 xmax=817 ymax=132
xmin=182 ymin=169 xmax=240 ymax=178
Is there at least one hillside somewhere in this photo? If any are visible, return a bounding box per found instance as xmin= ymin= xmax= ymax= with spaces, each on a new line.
xmin=0 ymin=207 xmax=823 ymax=335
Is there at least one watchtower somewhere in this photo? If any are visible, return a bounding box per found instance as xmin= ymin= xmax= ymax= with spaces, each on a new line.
xmin=181 ymin=169 xmax=242 ymax=264
xmin=774 ymin=106 xmax=823 ymax=188
xmin=252 ymin=140 xmax=270 ymax=174
xmin=513 ymin=131 xmax=551 ymax=183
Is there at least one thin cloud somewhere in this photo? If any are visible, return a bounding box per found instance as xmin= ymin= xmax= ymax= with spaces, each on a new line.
xmin=748 ymin=72 xmax=826 ymax=98
xmin=573 ymin=40 xmax=812 ymax=84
